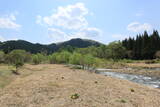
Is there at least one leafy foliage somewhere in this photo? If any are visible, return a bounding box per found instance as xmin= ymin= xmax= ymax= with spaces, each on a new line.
xmin=5 ymin=50 xmax=30 ymax=71
xmin=0 ymin=51 xmax=5 ymax=63
xmin=69 ymin=52 xmax=83 ymax=65
xmin=32 ymin=53 xmax=46 ymax=64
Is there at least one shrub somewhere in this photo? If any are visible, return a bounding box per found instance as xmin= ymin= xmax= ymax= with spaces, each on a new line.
xmin=130 ymin=88 xmax=135 ymax=92
xmin=120 ymin=99 xmax=127 ymax=103
xmin=32 ymin=53 xmax=46 ymax=64
xmin=71 ymin=93 xmax=79 ymax=99
xmin=50 ymin=51 xmax=71 ymax=64
xmin=93 ymin=58 xmax=106 ymax=67
xmin=48 ymin=53 xmax=59 ymax=64
xmin=5 ymin=50 xmax=27 ymax=72
xmin=32 ymin=55 xmax=40 ymax=64
xmin=0 ymin=51 xmax=5 ymax=63
xmin=105 ymin=42 xmax=126 ymax=59
xmin=24 ymin=52 xmax=32 ymax=63
xmin=58 ymin=51 xmax=71 ymax=63
xmin=69 ymin=52 xmax=83 ymax=65
xmin=145 ymin=60 xmax=155 ymax=64
xmin=82 ymin=54 xmax=95 ymax=68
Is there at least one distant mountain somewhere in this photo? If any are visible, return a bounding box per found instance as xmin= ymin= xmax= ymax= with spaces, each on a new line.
xmin=57 ymin=38 xmax=101 ymax=48
xmin=0 ymin=38 xmax=102 ymax=54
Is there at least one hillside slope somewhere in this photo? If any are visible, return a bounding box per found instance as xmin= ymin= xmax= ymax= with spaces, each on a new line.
xmin=0 ymin=38 xmax=102 ymax=54
xmin=0 ymin=64 xmax=160 ymax=107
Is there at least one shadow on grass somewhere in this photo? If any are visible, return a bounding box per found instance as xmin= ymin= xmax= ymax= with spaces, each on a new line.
xmin=11 ymin=70 xmax=20 ymax=75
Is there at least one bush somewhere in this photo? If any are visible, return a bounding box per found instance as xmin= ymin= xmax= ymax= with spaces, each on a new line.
xmin=0 ymin=51 xmax=5 ymax=63
xmin=24 ymin=52 xmax=32 ymax=63
xmin=32 ymin=53 xmax=46 ymax=64
xmin=48 ymin=53 xmax=59 ymax=64
xmin=58 ymin=51 xmax=71 ymax=63
xmin=93 ymin=58 xmax=105 ymax=67
xmin=32 ymin=55 xmax=40 ymax=64
xmin=71 ymin=93 xmax=79 ymax=99
xmin=119 ymin=59 xmax=134 ymax=63
xmin=69 ymin=52 xmax=83 ymax=65
xmin=105 ymin=42 xmax=126 ymax=59
xmin=145 ymin=60 xmax=156 ymax=64
xmin=5 ymin=50 xmax=27 ymax=71
xmin=49 ymin=51 xmax=71 ymax=64
xmin=82 ymin=54 xmax=95 ymax=68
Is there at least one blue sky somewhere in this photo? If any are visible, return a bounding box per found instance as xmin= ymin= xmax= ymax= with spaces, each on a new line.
xmin=0 ymin=0 xmax=160 ymax=44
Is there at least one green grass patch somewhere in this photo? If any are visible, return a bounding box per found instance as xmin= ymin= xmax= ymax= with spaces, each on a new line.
xmin=71 ymin=93 xmax=80 ymax=99
xmin=0 ymin=69 xmax=14 ymax=88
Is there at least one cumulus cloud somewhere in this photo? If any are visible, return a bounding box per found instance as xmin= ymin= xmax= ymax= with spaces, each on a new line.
xmin=37 ymin=3 xmax=103 ymax=42
xmin=127 ymin=22 xmax=152 ymax=32
xmin=0 ymin=13 xmax=21 ymax=30
xmin=48 ymin=28 xmax=67 ymax=40
xmin=37 ymin=2 xmax=88 ymax=29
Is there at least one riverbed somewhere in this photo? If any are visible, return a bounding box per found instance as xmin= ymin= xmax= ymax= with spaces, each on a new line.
xmin=96 ymin=69 xmax=160 ymax=88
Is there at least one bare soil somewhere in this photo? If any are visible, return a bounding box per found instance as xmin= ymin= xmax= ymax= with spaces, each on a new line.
xmin=0 ymin=64 xmax=160 ymax=107
xmin=118 ymin=63 xmax=160 ymax=77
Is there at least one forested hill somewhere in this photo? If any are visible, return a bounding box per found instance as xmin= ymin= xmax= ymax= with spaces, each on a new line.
xmin=0 ymin=38 xmax=102 ymax=54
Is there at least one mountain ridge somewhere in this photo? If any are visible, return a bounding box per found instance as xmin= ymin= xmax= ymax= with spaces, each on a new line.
xmin=0 ymin=38 xmax=103 ymax=54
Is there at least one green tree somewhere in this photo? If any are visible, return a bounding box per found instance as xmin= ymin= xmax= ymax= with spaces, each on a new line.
xmin=82 ymin=54 xmax=95 ymax=68
xmin=6 ymin=50 xmax=27 ymax=72
xmin=58 ymin=51 xmax=71 ymax=63
xmin=105 ymin=42 xmax=126 ymax=59
xmin=48 ymin=53 xmax=59 ymax=64
xmin=0 ymin=51 xmax=5 ymax=63
xmin=32 ymin=53 xmax=45 ymax=64
xmin=69 ymin=52 xmax=83 ymax=65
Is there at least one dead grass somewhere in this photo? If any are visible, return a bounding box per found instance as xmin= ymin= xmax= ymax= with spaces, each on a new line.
xmin=0 ymin=64 xmax=159 ymax=107
xmin=0 ymin=65 xmax=16 ymax=88
xmin=127 ymin=63 xmax=160 ymax=68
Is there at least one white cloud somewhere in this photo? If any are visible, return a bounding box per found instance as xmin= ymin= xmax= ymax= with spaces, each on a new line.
xmin=127 ymin=22 xmax=152 ymax=32
xmin=48 ymin=28 xmax=68 ymax=42
xmin=0 ymin=35 xmax=19 ymax=42
xmin=47 ymin=27 xmax=102 ymax=42
xmin=75 ymin=27 xmax=102 ymax=38
xmin=37 ymin=2 xmax=89 ymax=29
xmin=0 ymin=13 xmax=21 ymax=30
xmin=37 ymin=3 xmax=103 ymax=42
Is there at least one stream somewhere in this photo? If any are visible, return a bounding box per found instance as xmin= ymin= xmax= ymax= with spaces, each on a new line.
xmin=96 ymin=69 xmax=160 ymax=88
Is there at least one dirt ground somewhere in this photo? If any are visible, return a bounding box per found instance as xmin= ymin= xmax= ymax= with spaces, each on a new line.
xmin=115 ymin=63 xmax=160 ymax=77
xmin=0 ymin=64 xmax=160 ymax=107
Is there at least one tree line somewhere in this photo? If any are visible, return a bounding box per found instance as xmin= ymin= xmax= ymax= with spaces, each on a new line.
xmin=122 ymin=30 xmax=160 ymax=59
xmin=1 ymin=30 xmax=160 ymax=73
xmin=0 ymin=41 xmax=127 ymax=72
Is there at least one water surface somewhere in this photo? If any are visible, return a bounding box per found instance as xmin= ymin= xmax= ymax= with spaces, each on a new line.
xmin=96 ymin=69 xmax=160 ymax=88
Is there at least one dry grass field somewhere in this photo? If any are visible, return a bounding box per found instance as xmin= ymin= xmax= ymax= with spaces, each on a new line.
xmin=0 ymin=64 xmax=160 ymax=107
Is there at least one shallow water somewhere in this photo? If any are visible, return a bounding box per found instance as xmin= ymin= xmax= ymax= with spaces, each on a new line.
xmin=96 ymin=69 xmax=160 ymax=88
